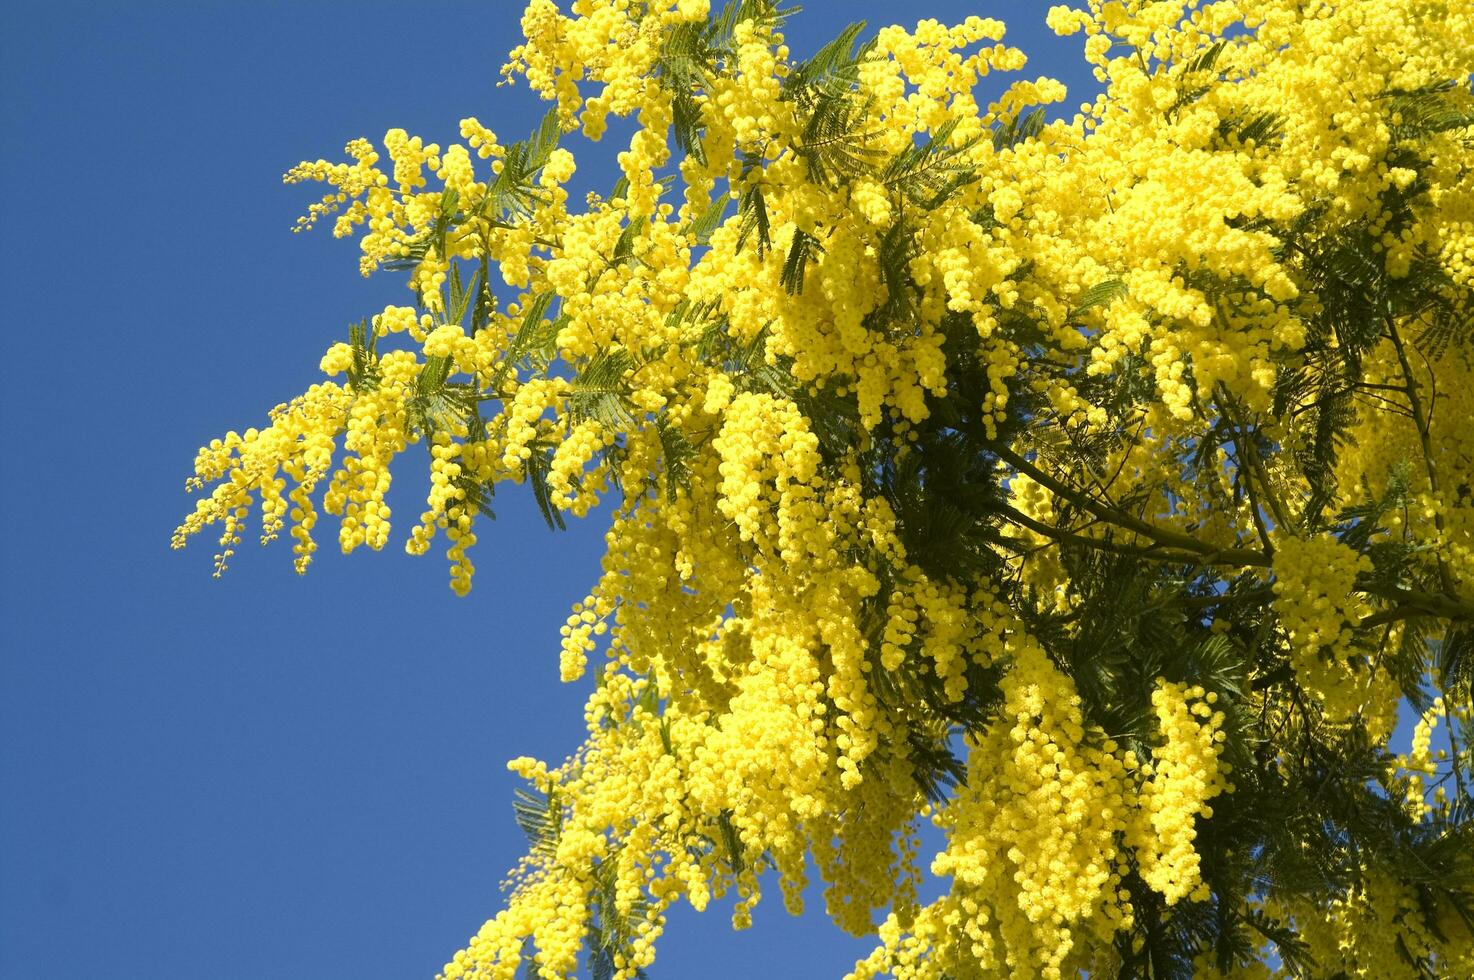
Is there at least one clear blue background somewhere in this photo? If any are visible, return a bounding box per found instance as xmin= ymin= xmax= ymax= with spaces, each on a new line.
xmin=0 ymin=4 xmax=1097 ymax=978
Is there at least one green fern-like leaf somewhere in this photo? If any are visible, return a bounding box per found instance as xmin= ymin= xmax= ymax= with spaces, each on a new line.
xmin=992 ymin=106 xmax=1046 ymax=151
xmin=780 ymin=228 xmax=823 ymax=294
xmin=780 ymin=20 xmax=872 ymax=102
xmin=716 ymin=810 xmax=746 ymax=874
xmin=512 ymin=787 xmax=561 ymax=856
xmin=735 ymin=170 xmax=772 ymax=258
xmin=883 ymin=117 xmax=982 ymax=208
xmin=1381 ymin=80 xmax=1474 ymax=140
xmin=525 ymin=439 xmax=567 ymax=531
xmin=569 ymin=349 xmax=636 ymax=428
xmin=444 ymin=262 xmax=483 ymax=329
xmin=477 ymin=108 xmax=562 ymax=221
xmin=680 ymin=194 xmax=730 ymax=246
xmin=346 ymin=317 xmax=382 ymax=391
xmin=489 ymin=291 xmax=558 ymax=394
xmin=870 ymin=215 xmax=919 ymax=323
xmin=1070 ymin=278 xmax=1128 ymax=317
xmin=655 ymin=415 xmax=696 ymax=501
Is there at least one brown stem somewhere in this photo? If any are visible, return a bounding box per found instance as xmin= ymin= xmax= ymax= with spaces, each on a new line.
xmin=1386 ymin=319 xmax=1457 ymax=598
xmin=1216 ymin=387 xmax=1293 ymax=535
xmin=996 ymin=503 xmax=1254 ymax=568
xmin=995 ymin=445 xmax=1474 ymax=623
xmin=995 ymin=445 xmax=1272 ymax=568
xmin=1374 ymin=584 xmax=1474 ymax=623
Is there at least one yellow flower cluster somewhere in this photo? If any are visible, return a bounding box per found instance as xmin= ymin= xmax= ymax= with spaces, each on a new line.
xmin=283 ymin=138 xmax=384 ymax=234
xmin=1270 ymin=533 xmax=1379 ymax=721
xmin=1002 ymin=473 xmax=1073 ymax=613
xmin=711 ymin=392 xmax=820 ymax=547
xmin=174 ymin=382 xmax=350 ymax=575
xmin=175 ymin=0 xmax=1474 ymax=974
xmin=321 ymin=350 xmax=419 ymax=555
xmin=920 ymin=642 xmax=1135 ymax=979
xmin=1391 ymin=696 xmax=1446 ymax=822
xmin=547 ymin=419 xmax=611 ymax=516
xmin=1127 ymin=680 xmax=1230 ymax=906
xmin=850 ymin=660 xmax=1242 ymax=980
xmin=1275 ymin=866 xmax=1460 ymax=980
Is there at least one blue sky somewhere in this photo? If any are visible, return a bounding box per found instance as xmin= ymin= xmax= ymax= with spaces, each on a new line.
xmin=0 ymin=3 xmax=1099 ymax=978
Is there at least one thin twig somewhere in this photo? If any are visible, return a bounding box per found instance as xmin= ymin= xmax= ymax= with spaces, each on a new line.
xmin=1387 ymin=318 xmax=1457 ymax=598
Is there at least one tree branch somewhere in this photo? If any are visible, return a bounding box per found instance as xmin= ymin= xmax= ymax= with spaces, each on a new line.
xmin=995 ymin=503 xmax=1257 ymax=568
xmin=1216 ymin=386 xmax=1293 ymax=536
xmin=994 ymin=445 xmax=1273 ymax=568
xmin=996 ymin=444 xmax=1474 ymax=623
xmin=1387 ymin=319 xmax=1458 ymax=598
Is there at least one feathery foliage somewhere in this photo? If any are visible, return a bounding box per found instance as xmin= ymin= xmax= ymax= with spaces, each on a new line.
xmin=179 ymin=2 xmax=1474 ymax=977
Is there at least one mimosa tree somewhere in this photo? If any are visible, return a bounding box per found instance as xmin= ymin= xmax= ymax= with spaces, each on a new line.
xmin=175 ymin=0 xmax=1474 ymax=975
